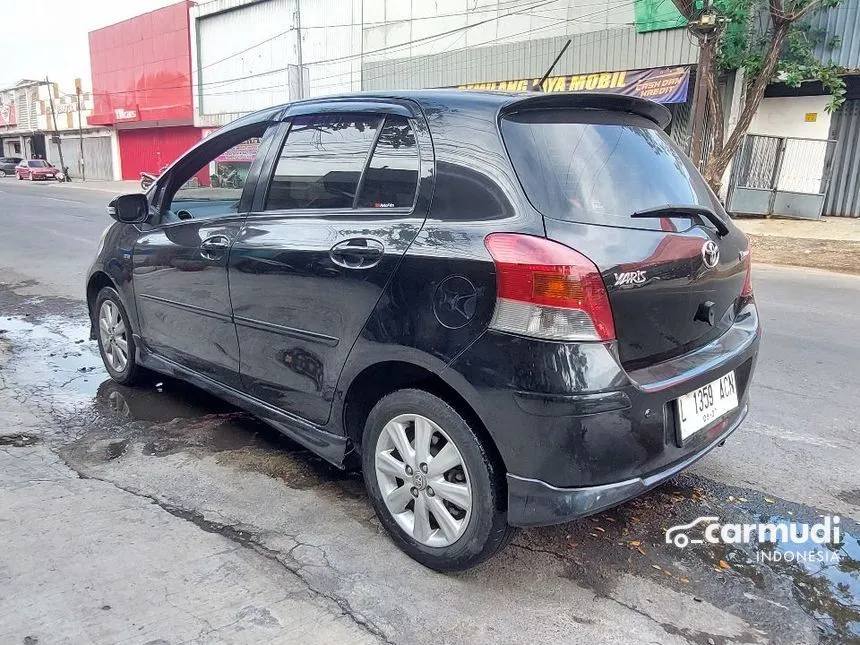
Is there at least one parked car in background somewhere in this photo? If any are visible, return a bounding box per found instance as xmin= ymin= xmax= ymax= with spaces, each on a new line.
xmin=16 ymin=159 xmax=60 ymax=181
xmin=0 ymin=156 xmax=23 ymax=177
xmin=87 ymin=91 xmax=760 ymax=571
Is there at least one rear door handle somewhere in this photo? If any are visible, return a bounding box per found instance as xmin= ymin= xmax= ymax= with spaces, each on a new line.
xmin=200 ymin=234 xmax=230 ymax=259
xmin=329 ymin=238 xmax=384 ymax=269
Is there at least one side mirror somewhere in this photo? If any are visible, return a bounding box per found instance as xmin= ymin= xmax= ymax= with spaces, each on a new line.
xmin=107 ymin=193 xmax=149 ymax=223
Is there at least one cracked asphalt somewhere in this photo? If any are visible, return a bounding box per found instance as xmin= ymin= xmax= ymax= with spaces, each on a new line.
xmin=0 ymin=180 xmax=858 ymax=645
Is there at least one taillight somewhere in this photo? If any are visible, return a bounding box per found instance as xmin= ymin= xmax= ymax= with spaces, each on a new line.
xmin=484 ymin=233 xmax=615 ymax=341
xmin=741 ymin=247 xmax=753 ymax=299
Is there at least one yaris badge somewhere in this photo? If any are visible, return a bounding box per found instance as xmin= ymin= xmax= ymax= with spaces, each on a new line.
xmin=702 ymin=240 xmax=720 ymax=268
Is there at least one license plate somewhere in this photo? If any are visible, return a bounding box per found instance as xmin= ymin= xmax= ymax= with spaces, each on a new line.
xmin=676 ymin=371 xmax=738 ymax=440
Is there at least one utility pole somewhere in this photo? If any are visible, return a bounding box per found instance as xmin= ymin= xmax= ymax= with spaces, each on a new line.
xmin=672 ymin=0 xmax=718 ymax=168
xmin=45 ymin=77 xmax=68 ymax=181
xmin=295 ymin=0 xmax=304 ymax=98
xmin=75 ymin=78 xmax=85 ymax=181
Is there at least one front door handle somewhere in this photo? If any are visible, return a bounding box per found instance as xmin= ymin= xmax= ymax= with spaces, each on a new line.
xmin=330 ymin=238 xmax=384 ymax=269
xmin=200 ymin=234 xmax=230 ymax=259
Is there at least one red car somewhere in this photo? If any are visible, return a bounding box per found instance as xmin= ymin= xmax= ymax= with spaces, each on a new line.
xmin=16 ymin=159 xmax=59 ymax=181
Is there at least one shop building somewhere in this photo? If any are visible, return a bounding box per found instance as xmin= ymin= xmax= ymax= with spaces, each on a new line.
xmin=182 ymin=0 xmax=857 ymax=216
xmin=0 ymin=79 xmax=116 ymax=180
xmin=87 ymin=1 xmax=202 ymax=180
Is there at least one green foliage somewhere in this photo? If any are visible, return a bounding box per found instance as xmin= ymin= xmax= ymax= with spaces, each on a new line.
xmin=711 ymin=0 xmax=846 ymax=111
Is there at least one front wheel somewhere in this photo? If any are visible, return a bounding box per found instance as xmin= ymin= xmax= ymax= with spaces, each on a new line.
xmin=362 ymin=388 xmax=514 ymax=571
xmin=95 ymin=287 xmax=139 ymax=385
xmin=0 ymin=170 xmax=6 ymax=177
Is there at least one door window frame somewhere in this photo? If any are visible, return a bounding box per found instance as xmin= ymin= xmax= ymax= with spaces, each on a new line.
xmin=144 ymin=120 xmax=281 ymax=230
xmin=248 ymin=101 xmax=432 ymax=221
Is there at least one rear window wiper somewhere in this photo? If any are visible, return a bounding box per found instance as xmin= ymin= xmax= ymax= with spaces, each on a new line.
xmin=631 ymin=204 xmax=729 ymax=237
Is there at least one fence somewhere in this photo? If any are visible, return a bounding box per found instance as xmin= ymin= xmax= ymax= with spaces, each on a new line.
xmin=726 ymin=134 xmax=836 ymax=220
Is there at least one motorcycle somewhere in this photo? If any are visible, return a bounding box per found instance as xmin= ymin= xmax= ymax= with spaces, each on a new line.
xmin=210 ymin=164 xmax=243 ymax=189
xmin=140 ymin=165 xmax=168 ymax=191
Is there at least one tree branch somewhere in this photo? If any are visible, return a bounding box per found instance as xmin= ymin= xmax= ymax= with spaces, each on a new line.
xmin=788 ymin=0 xmax=825 ymax=21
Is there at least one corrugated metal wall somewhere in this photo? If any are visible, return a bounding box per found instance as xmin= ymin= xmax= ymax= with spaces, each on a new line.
xmin=48 ymin=135 xmax=114 ymax=180
xmin=362 ymin=25 xmax=698 ymax=89
xmin=824 ymin=99 xmax=860 ymax=217
xmin=811 ymin=0 xmax=860 ymax=71
xmin=118 ymin=126 xmax=202 ymax=180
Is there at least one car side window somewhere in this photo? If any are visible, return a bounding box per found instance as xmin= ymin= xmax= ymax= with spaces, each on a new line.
xmin=159 ymin=126 xmax=267 ymax=225
xmin=356 ymin=115 xmax=419 ymax=209
xmin=264 ymin=113 xmax=382 ymax=211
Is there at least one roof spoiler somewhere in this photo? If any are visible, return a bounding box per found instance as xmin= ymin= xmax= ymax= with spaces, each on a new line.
xmin=500 ymin=92 xmax=672 ymax=129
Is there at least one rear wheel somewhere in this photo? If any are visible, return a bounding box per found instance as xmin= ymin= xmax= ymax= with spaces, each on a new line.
xmin=0 ymin=170 xmax=6 ymax=177
xmin=362 ymin=388 xmax=514 ymax=571
xmin=95 ymin=287 xmax=139 ymax=385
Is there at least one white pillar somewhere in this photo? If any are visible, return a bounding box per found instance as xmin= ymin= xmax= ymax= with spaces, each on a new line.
xmin=719 ymin=68 xmax=746 ymax=201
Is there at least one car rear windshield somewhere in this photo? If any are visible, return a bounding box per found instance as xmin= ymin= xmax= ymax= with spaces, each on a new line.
xmin=28 ymin=160 xmax=48 ymax=167
xmin=501 ymin=109 xmax=716 ymax=229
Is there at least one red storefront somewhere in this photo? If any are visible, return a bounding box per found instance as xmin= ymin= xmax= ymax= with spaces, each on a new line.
xmin=87 ymin=1 xmax=202 ymax=180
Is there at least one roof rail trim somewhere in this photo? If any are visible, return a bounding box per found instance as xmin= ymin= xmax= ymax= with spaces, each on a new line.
xmin=499 ymin=93 xmax=672 ymax=129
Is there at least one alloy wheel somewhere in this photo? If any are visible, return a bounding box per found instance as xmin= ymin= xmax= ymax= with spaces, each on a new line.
xmin=374 ymin=413 xmax=473 ymax=547
xmin=99 ymin=300 xmax=129 ymax=373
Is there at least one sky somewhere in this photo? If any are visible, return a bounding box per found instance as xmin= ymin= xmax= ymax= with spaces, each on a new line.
xmin=0 ymin=0 xmax=177 ymax=90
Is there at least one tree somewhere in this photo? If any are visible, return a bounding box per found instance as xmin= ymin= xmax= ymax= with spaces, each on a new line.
xmin=674 ymin=0 xmax=846 ymax=191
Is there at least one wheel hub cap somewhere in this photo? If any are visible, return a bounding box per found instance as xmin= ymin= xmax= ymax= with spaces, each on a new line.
xmin=374 ymin=413 xmax=473 ymax=548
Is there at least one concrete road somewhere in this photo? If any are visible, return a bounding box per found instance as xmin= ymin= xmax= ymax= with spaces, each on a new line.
xmin=0 ymin=179 xmax=858 ymax=645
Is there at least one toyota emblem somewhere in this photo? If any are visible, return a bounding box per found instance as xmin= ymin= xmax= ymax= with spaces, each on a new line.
xmin=701 ymin=240 xmax=720 ymax=269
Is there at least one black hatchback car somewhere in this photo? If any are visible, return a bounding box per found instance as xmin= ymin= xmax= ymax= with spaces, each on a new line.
xmin=87 ymin=91 xmax=759 ymax=571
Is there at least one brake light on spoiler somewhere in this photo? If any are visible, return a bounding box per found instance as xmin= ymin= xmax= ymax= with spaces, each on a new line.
xmin=484 ymin=233 xmax=616 ymax=341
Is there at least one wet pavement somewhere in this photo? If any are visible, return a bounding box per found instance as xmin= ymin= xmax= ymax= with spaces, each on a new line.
xmin=1 ymin=278 xmax=858 ymax=645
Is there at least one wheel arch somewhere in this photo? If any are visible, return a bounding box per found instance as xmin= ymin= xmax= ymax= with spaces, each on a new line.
xmin=86 ymin=271 xmax=118 ymax=338
xmin=341 ymin=359 xmax=508 ymax=480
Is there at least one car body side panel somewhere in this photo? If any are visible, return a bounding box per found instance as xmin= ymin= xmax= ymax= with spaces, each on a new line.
xmin=230 ymin=103 xmax=435 ymax=427
xmin=332 ymin=93 xmax=545 ymax=438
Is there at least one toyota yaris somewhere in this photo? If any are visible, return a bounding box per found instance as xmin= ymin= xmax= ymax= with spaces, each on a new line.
xmin=87 ymin=91 xmax=760 ymax=571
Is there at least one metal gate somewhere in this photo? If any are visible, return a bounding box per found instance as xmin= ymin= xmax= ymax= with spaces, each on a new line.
xmin=726 ymin=134 xmax=836 ymax=219
xmin=48 ymin=135 xmax=114 ymax=181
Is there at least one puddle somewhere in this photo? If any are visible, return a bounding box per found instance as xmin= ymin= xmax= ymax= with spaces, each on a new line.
xmin=0 ymin=315 xmax=102 ymax=410
xmin=748 ymin=514 xmax=860 ymax=643
xmin=521 ymin=476 xmax=860 ymax=644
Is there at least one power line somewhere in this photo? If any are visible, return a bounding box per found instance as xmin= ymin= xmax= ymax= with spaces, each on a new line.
xmin=202 ymin=3 xmax=638 ymax=100
xmin=73 ymin=0 xmax=566 ymax=99
xmin=68 ymin=0 xmax=638 ymax=103
xmin=201 ymin=0 xmax=635 ymax=93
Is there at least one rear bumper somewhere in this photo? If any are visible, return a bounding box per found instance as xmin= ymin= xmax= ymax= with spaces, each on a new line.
xmin=445 ymin=301 xmax=760 ymax=525
xmin=506 ymin=403 xmax=746 ymax=526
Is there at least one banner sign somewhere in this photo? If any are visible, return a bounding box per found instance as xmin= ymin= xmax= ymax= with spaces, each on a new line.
xmin=456 ymin=65 xmax=690 ymax=104
xmin=0 ymin=100 xmax=16 ymax=127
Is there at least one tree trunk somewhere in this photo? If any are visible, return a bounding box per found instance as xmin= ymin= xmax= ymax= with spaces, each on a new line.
xmin=701 ymin=21 xmax=791 ymax=193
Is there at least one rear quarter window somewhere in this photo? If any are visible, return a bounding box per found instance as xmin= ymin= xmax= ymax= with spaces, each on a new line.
xmin=500 ymin=110 xmax=718 ymax=230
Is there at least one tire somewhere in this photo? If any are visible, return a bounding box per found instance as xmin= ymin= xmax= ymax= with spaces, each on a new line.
xmin=0 ymin=170 xmax=6 ymax=177
xmin=94 ymin=286 xmax=139 ymax=385
xmin=17 ymin=173 xmax=22 ymax=180
xmin=362 ymin=388 xmax=514 ymax=571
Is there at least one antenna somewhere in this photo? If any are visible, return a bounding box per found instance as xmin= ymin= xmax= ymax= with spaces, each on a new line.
xmin=534 ymin=39 xmax=572 ymax=92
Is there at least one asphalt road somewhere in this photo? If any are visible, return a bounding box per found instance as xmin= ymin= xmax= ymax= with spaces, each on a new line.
xmin=1 ymin=178 xmax=858 ymax=645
